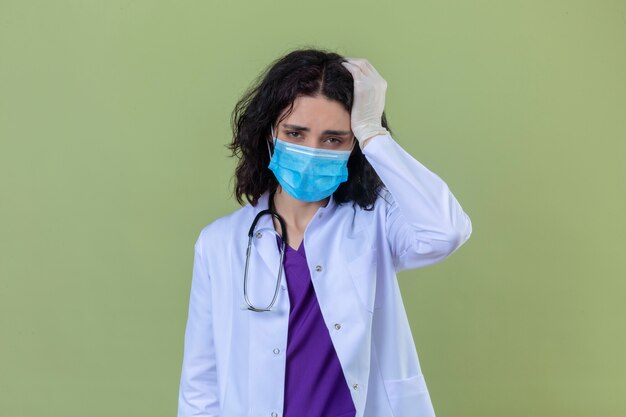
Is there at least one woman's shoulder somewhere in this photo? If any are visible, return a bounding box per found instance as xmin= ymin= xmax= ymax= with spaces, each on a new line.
xmin=338 ymin=186 xmax=393 ymax=215
xmin=194 ymin=202 xmax=255 ymax=249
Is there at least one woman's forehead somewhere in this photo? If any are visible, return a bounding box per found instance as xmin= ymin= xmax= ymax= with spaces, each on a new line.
xmin=278 ymin=95 xmax=351 ymax=131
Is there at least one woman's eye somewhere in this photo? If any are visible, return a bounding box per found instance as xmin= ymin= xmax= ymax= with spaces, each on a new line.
xmin=285 ymin=132 xmax=342 ymax=144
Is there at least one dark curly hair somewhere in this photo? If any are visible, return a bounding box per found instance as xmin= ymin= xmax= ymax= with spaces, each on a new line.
xmin=228 ymin=47 xmax=393 ymax=209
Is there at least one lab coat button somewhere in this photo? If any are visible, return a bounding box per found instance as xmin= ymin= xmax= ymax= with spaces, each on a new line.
xmin=281 ymin=285 xmax=286 ymax=291
xmin=315 ymin=265 xmax=323 ymax=272
xmin=353 ymin=383 xmax=359 ymax=390
xmin=273 ymin=348 xmax=280 ymax=354
xmin=271 ymin=412 xmax=278 ymax=417
xmin=334 ymin=323 xmax=341 ymax=330
xmin=255 ymin=232 xmax=263 ymax=239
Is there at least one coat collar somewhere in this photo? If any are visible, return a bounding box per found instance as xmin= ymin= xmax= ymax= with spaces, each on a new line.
xmin=247 ymin=191 xmax=338 ymax=282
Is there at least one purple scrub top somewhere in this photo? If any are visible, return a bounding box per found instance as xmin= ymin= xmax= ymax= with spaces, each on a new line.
xmin=278 ymin=236 xmax=356 ymax=417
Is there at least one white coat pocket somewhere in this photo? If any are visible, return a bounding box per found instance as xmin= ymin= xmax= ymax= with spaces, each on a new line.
xmin=347 ymin=247 xmax=378 ymax=313
xmin=383 ymin=374 xmax=435 ymax=417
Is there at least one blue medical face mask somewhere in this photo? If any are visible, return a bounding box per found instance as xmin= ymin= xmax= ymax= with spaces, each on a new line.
xmin=267 ymin=126 xmax=355 ymax=202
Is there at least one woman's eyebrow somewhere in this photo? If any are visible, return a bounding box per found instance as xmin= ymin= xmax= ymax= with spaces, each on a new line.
xmin=283 ymin=124 xmax=352 ymax=136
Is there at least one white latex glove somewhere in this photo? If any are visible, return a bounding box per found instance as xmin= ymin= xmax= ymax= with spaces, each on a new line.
xmin=341 ymin=58 xmax=390 ymax=148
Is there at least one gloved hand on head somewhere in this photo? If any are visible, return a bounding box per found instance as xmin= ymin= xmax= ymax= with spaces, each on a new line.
xmin=341 ymin=58 xmax=390 ymax=148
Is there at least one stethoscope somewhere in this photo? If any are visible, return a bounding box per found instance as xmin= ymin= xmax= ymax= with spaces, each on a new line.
xmin=243 ymin=193 xmax=288 ymax=312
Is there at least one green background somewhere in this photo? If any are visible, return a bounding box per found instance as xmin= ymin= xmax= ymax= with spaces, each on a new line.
xmin=1 ymin=1 xmax=625 ymax=416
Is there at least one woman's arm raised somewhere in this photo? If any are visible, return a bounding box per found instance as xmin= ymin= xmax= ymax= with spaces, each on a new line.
xmin=342 ymin=57 xmax=472 ymax=272
xmin=363 ymin=132 xmax=472 ymax=272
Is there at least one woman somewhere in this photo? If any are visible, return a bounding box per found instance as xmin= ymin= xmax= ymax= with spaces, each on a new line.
xmin=177 ymin=48 xmax=472 ymax=417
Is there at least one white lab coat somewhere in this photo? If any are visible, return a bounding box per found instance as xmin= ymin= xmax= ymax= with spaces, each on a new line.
xmin=178 ymin=132 xmax=473 ymax=417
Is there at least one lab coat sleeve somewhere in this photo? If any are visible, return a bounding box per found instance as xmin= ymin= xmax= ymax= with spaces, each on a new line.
xmin=361 ymin=132 xmax=472 ymax=272
xmin=177 ymin=235 xmax=220 ymax=417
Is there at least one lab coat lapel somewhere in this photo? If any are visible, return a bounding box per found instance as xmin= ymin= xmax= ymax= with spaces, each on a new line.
xmin=244 ymin=193 xmax=291 ymax=413
xmin=303 ymin=208 xmax=373 ymax=416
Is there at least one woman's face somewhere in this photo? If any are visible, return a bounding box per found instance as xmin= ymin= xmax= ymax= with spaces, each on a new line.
xmin=272 ymin=95 xmax=355 ymax=151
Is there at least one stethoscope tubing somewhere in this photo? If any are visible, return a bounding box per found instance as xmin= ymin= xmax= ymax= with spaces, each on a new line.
xmin=243 ymin=208 xmax=288 ymax=312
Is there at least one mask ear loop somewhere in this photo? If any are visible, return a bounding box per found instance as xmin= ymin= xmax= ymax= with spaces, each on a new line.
xmin=267 ymin=125 xmax=276 ymax=160
xmin=351 ymin=135 xmax=358 ymax=152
